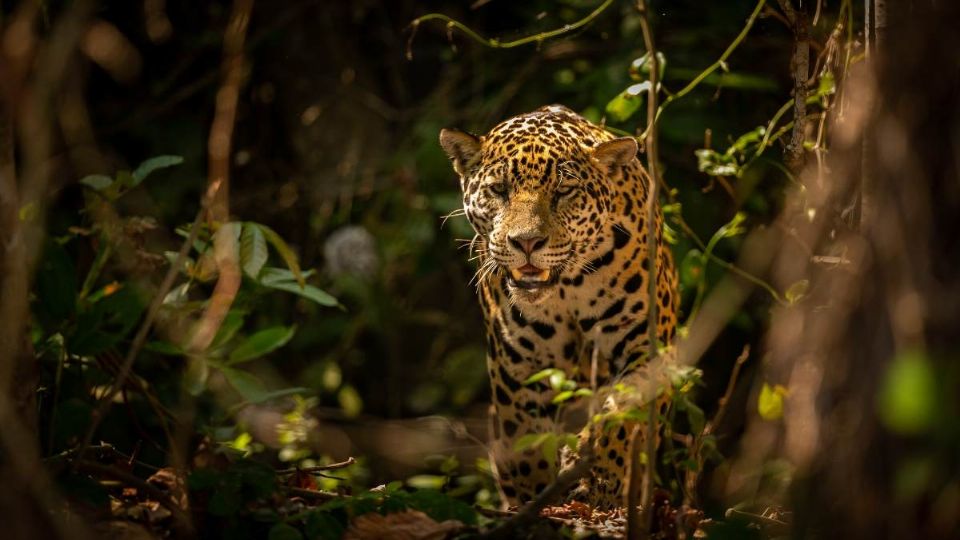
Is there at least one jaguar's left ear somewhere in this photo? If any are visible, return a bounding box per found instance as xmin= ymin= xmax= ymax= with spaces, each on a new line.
xmin=439 ymin=128 xmax=483 ymax=176
xmin=591 ymin=137 xmax=638 ymax=173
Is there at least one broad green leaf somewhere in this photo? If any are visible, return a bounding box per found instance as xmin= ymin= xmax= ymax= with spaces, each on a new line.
xmin=228 ymin=326 xmax=296 ymax=364
xmin=267 ymin=523 xmax=303 ymax=540
xmin=758 ymin=382 xmax=788 ymax=421
xmin=258 ymin=267 xmax=316 ymax=286
xmin=605 ymin=82 xmax=649 ymax=123
xmin=79 ymin=174 xmax=114 ymax=191
xmin=219 ymin=366 xmax=270 ymax=403
xmin=209 ymin=310 xmax=246 ymax=350
xmin=260 ymin=279 xmax=338 ymax=307
xmin=131 ymin=155 xmax=184 ymax=185
xmin=878 ymin=349 xmax=936 ymax=435
xmin=258 ymin=224 xmax=305 ymax=288
xmin=240 ymin=223 xmax=268 ymax=279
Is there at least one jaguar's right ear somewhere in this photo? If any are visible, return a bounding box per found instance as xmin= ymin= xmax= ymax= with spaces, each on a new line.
xmin=439 ymin=128 xmax=483 ymax=176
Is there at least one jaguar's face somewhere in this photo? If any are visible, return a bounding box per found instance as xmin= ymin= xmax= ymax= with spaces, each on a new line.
xmin=440 ymin=113 xmax=637 ymax=304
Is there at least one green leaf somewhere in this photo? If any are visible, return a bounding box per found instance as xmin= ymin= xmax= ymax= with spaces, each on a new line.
xmin=629 ymin=51 xmax=667 ymax=81
xmin=878 ymin=349 xmax=937 ymax=435
xmin=131 ymin=155 xmax=184 ymax=185
xmin=258 ymin=224 xmax=305 ymax=288
xmin=605 ymin=82 xmax=649 ymax=123
xmin=144 ymin=341 xmax=184 ymax=356
xmin=79 ymin=174 xmax=114 ymax=191
xmin=406 ymin=489 xmax=478 ymax=525
xmin=240 ymin=223 xmax=268 ymax=279
xmin=267 ymin=523 xmax=303 ymax=540
xmin=406 ymin=475 xmax=447 ymax=490
xmin=219 ymin=366 xmax=270 ymax=403
xmin=513 ymin=432 xmax=551 ymax=453
xmin=260 ymin=279 xmax=339 ymax=307
xmin=236 ymin=459 xmax=278 ymax=497
xmin=551 ymin=390 xmax=575 ymax=404
xmin=337 ymin=384 xmax=363 ymax=417
xmin=683 ymin=397 xmax=706 ymax=434
xmin=757 ymin=382 xmax=788 ymax=421
xmin=227 ymin=326 xmax=296 ymax=364
xmin=524 ymin=368 xmax=560 ymax=385
xmin=210 ymin=309 xmax=246 ymax=350
xmin=695 ymin=149 xmax=739 ymax=177
xmin=258 ymin=267 xmax=315 ymax=285
xmin=785 ymin=279 xmax=810 ymax=304
xmin=305 ymin=512 xmax=345 ymax=540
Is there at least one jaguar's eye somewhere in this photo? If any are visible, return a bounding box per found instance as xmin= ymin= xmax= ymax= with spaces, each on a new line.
xmin=555 ymin=183 xmax=577 ymax=198
xmin=489 ymin=182 xmax=509 ymax=198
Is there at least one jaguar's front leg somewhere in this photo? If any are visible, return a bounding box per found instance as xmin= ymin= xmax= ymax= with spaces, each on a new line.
xmin=485 ymin=340 xmax=566 ymax=506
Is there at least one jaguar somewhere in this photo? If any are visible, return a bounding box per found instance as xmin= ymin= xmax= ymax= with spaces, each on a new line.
xmin=439 ymin=105 xmax=678 ymax=509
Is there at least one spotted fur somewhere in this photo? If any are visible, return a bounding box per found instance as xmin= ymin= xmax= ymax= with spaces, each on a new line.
xmin=440 ymin=105 xmax=678 ymax=509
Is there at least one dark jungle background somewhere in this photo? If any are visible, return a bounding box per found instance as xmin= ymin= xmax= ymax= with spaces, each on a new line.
xmin=1 ymin=0 xmax=958 ymax=539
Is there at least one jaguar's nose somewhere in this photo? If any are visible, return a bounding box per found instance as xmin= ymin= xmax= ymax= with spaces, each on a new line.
xmin=508 ymin=234 xmax=547 ymax=255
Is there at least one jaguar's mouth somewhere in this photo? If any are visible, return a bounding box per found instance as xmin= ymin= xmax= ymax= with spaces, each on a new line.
xmin=507 ymin=264 xmax=557 ymax=290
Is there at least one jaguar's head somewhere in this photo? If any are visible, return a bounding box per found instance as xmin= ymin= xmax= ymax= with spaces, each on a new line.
xmin=440 ymin=109 xmax=637 ymax=305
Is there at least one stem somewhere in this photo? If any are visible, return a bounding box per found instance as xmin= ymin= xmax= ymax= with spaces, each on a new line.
xmin=639 ymin=0 xmax=767 ymax=140
xmin=408 ymin=0 xmax=615 ymax=59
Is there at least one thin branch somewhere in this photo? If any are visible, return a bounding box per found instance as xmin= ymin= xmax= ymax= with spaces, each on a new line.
xmin=277 ymin=457 xmax=356 ymax=475
xmin=631 ymin=1 xmax=661 ymax=537
xmin=72 ymin=460 xmax=191 ymax=533
xmin=639 ymin=0 xmax=767 ymax=140
xmin=478 ymin=452 xmax=596 ymax=540
xmin=705 ymin=345 xmax=750 ymax=435
xmin=406 ymin=0 xmax=615 ymax=59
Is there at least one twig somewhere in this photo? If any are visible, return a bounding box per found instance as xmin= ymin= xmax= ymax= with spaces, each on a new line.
xmin=639 ymin=0 xmax=767 ymax=140
xmin=633 ymin=0 xmax=660 ymax=537
xmin=276 ymin=457 xmax=356 ymax=474
xmin=478 ymin=452 xmax=596 ymax=540
xmin=72 ymin=460 xmax=191 ymax=532
xmin=705 ymin=345 xmax=750 ymax=436
xmin=285 ymin=487 xmax=344 ymax=503
xmin=407 ymin=0 xmax=615 ymax=59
